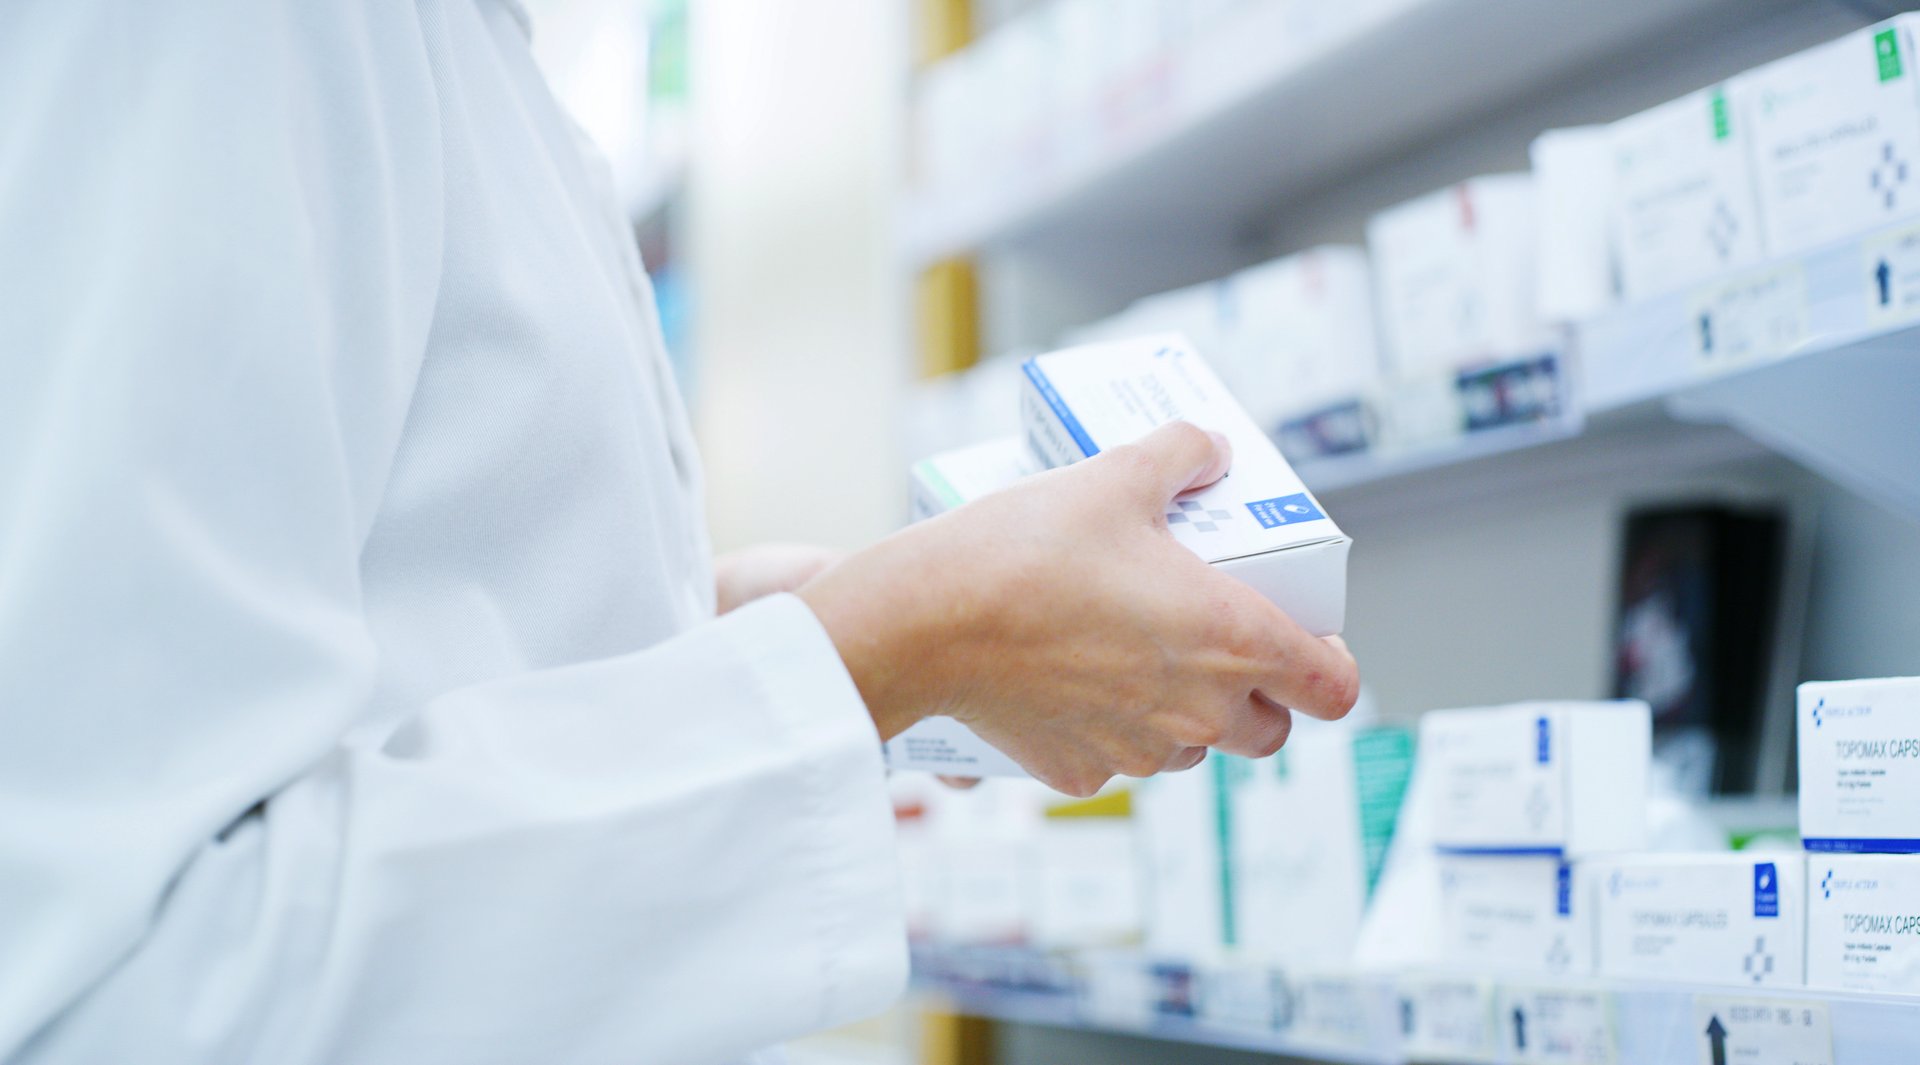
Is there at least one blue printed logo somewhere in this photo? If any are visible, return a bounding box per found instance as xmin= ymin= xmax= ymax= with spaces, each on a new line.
xmin=1813 ymin=698 xmax=1824 ymax=729
xmin=1246 ymin=493 xmax=1325 ymax=529
xmin=1754 ymin=862 xmax=1780 ymax=918
xmin=1536 ymin=716 xmax=1552 ymax=765
xmin=1555 ymin=861 xmax=1573 ymax=916
xmin=1822 ymin=868 xmax=1833 ymax=899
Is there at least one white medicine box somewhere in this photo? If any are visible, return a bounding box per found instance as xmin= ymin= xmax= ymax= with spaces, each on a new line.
xmin=1799 ymin=676 xmax=1920 ymax=853
xmin=1438 ymin=854 xmax=1594 ymax=977
xmin=1609 ymin=85 xmax=1766 ymax=300
xmin=1735 ymin=17 xmax=1920 ymax=257
xmin=1421 ymin=701 xmax=1651 ymax=856
xmin=1365 ymin=174 xmax=1544 ymax=377
xmin=1220 ymin=724 xmax=1414 ymax=967
xmin=1806 ymin=853 xmax=1920 ymax=994
xmin=1020 ymin=333 xmax=1350 ymax=638
xmin=1592 ymin=853 xmax=1805 ymax=988
xmin=1221 ymin=247 xmax=1382 ymax=432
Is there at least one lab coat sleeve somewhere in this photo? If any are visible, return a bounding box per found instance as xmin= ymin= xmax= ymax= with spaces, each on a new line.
xmin=0 ymin=5 xmax=904 ymax=1065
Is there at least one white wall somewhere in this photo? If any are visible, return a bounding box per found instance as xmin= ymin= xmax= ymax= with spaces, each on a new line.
xmin=688 ymin=0 xmax=909 ymax=553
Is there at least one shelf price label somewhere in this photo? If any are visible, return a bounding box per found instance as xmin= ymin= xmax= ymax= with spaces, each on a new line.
xmin=1862 ymin=221 xmax=1920 ymax=329
xmin=1289 ymin=974 xmax=1393 ymax=1055
xmin=1398 ymin=975 xmax=1499 ymax=1063
xmin=1497 ymin=983 xmax=1617 ymax=1065
xmin=1691 ymin=995 xmax=1833 ymax=1065
xmin=1685 ymin=263 xmax=1809 ymax=374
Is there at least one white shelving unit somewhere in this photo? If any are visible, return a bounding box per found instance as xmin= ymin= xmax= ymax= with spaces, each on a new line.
xmin=903 ymin=0 xmax=1801 ymax=274
xmin=1278 ymin=219 xmax=1920 ymax=524
xmin=914 ymin=944 xmax=1920 ymax=1065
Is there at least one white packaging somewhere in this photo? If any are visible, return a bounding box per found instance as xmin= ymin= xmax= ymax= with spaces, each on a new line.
xmin=1222 ymin=246 xmax=1382 ymax=429
xmin=1531 ymin=126 xmax=1619 ymax=318
xmin=1608 ymin=86 xmax=1765 ymax=301
xmin=1438 ymin=854 xmax=1594 ymax=976
xmin=1221 ymin=724 xmax=1414 ymax=967
xmin=889 ymin=438 xmax=1039 ymax=777
xmin=1019 ymin=333 xmax=1350 ymax=637
xmin=1421 ymin=701 xmax=1651 ymax=857
xmin=923 ymin=779 xmax=1050 ymax=945
xmin=1736 ymin=17 xmax=1920 ymax=257
xmin=1136 ymin=766 xmax=1226 ymax=958
xmin=1806 ymin=853 xmax=1920 ymax=993
xmin=1592 ymin=853 xmax=1805 ymax=987
xmin=1798 ymin=676 xmax=1920 ymax=853
xmin=1366 ymin=174 xmax=1544 ymax=376
xmin=907 ymin=435 xmax=1040 ymax=523
xmin=1031 ymin=811 xmax=1143 ymax=950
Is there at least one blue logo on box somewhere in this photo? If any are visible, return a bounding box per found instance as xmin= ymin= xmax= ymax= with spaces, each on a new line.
xmin=1556 ymin=861 xmax=1573 ymax=916
xmin=1536 ymin=716 xmax=1552 ymax=765
xmin=1754 ymin=862 xmax=1780 ymax=918
xmin=1245 ymin=493 xmax=1325 ymax=529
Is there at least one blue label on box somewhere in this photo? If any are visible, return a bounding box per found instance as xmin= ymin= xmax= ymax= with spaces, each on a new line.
xmin=1555 ymin=861 xmax=1573 ymax=916
xmin=1021 ymin=360 xmax=1100 ymax=459
xmin=1753 ymin=862 xmax=1780 ymax=917
xmin=1245 ymin=493 xmax=1325 ymax=529
xmin=1536 ymin=715 xmax=1551 ymax=765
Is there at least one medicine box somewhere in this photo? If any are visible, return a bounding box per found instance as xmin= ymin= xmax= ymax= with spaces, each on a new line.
xmin=1019 ymin=333 xmax=1351 ymax=638
xmin=1030 ymin=799 xmax=1143 ymax=950
xmin=1609 ymin=85 xmax=1766 ymax=300
xmin=1437 ymin=854 xmax=1594 ymax=976
xmin=1221 ymin=724 xmax=1414 ymax=967
xmin=1365 ymin=174 xmax=1543 ymax=376
xmin=1735 ymin=17 xmax=1920 ymax=257
xmin=1806 ymin=853 xmax=1920 ymax=994
xmin=1136 ymin=766 xmax=1227 ymax=959
xmin=1799 ymin=676 xmax=1920 ymax=852
xmin=1421 ymin=700 xmax=1651 ymax=856
xmin=1591 ymin=853 xmax=1805 ymax=988
xmin=1222 ymin=247 xmax=1382 ymax=431
xmin=908 ymin=436 xmax=1040 ymax=523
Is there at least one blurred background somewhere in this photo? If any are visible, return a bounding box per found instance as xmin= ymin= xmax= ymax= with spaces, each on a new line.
xmin=522 ymin=1 xmax=1920 ymax=1061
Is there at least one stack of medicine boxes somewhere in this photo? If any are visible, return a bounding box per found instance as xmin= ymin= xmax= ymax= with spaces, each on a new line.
xmin=1422 ymin=701 xmax=1652 ymax=979
xmin=1800 ymin=676 xmax=1920 ymax=995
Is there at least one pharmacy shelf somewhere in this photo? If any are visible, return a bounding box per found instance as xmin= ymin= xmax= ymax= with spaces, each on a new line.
xmin=912 ymin=944 xmax=1920 ymax=1065
xmin=900 ymin=0 xmax=1793 ymax=273
xmin=1281 ymin=222 xmax=1920 ymax=524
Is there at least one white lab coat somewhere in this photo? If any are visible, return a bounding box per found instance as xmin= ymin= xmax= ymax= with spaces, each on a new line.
xmin=0 ymin=2 xmax=907 ymax=1063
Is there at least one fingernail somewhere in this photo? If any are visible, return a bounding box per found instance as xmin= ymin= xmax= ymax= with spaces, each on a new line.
xmin=1206 ymin=430 xmax=1230 ymax=453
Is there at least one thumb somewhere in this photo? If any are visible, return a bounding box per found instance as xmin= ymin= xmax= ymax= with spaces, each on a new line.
xmin=1106 ymin=420 xmax=1232 ymax=504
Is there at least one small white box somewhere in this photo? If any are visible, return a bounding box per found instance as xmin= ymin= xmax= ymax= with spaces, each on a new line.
xmin=1798 ymin=676 xmax=1920 ymax=853
xmin=1421 ymin=701 xmax=1651 ymax=857
xmin=1438 ymin=854 xmax=1593 ymax=976
xmin=1592 ymin=853 xmax=1805 ymax=988
xmin=1222 ymin=246 xmax=1383 ymax=429
xmin=1031 ymin=813 xmax=1143 ymax=950
xmin=1531 ymin=126 xmax=1618 ymax=319
xmin=1136 ymin=766 xmax=1227 ymax=958
xmin=908 ymin=436 xmax=1040 ymax=523
xmin=1366 ymin=174 xmax=1544 ymax=376
xmin=1020 ymin=334 xmax=1351 ymax=637
xmin=1806 ymin=853 xmax=1920 ymax=994
xmin=1609 ymin=86 xmax=1766 ymax=300
xmin=1221 ymin=724 xmax=1414 ymax=967
xmin=1736 ymin=18 xmax=1920 ymax=257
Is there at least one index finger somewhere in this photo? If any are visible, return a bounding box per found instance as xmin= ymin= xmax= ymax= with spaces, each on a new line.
xmin=1239 ymin=599 xmax=1360 ymax=721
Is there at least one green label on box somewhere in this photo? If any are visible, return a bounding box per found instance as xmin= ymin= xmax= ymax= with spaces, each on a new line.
xmin=1711 ymin=89 xmax=1731 ymax=141
xmin=1878 ymin=28 xmax=1904 ymax=82
xmin=1351 ymin=728 xmax=1416 ymax=896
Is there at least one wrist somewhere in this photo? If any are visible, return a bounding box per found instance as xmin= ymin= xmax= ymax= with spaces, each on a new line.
xmin=797 ymin=548 xmax=956 ymax=740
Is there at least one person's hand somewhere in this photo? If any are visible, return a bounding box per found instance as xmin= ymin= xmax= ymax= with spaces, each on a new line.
xmin=716 ymin=543 xmax=843 ymax=615
xmin=798 ymin=422 xmax=1359 ymax=797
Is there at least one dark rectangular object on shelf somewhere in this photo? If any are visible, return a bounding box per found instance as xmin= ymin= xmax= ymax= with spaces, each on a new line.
xmin=1611 ymin=503 xmax=1787 ymax=795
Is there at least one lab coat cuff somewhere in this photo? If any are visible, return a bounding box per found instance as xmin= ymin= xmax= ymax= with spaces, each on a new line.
xmin=730 ymin=593 xmax=909 ymax=1027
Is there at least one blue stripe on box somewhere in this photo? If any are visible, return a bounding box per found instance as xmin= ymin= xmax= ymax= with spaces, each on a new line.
xmin=1804 ymin=837 xmax=1920 ymax=853
xmin=1021 ymin=360 xmax=1099 ymax=458
xmin=1436 ymin=846 xmax=1565 ymax=857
